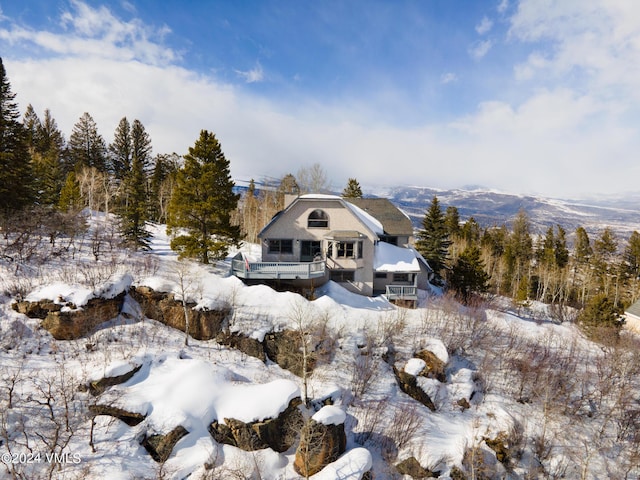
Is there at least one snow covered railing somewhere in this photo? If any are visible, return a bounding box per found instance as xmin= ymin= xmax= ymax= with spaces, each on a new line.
xmin=384 ymin=284 xmax=418 ymax=300
xmin=232 ymin=259 xmax=326 ymax=280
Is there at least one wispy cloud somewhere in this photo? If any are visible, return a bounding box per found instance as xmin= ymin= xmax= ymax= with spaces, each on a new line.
xmin=235 ymin=62 xmax=265 ymax=83
xmin=475 ymin=16 xmax=493 ymax=35
xmin=497 ymin=0 xmax=509 ymax=14
xmin=440 ymin=72 xmax=458 ymax=84
xmin=0 ymin=0 xmax=176 ymax=65
xmin=468 ymin=39 xmax=493 ymax=60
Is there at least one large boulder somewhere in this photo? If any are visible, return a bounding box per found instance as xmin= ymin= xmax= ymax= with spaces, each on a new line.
xmin=414 ymin=349 xmax=446 ymax=382
xmin=141 ymin=426 xmax=189 ymax=462
xmin=263 ymin=330 xmax=315 ymax=377
xmin=86 ymin=364 xmax=142 ymax=396
xmin=88 ymin=404 xmax=146 ymax=426
xmin=40 ymin=293 xmax=126 ymax=340
xmin=393 ymin=366 xmax=436 ymax=411
xmin=294 ymin=406 xmax=347 ymax=477
xmin=396 ymin=456 xmax=440 ymax=478
xmin=129 ymin=286 xmax=229 ymax=340
xmin=208 ymin=397 xmax=303 ymax=452
xmin=216 ymin=331 xmax=266 ymax=361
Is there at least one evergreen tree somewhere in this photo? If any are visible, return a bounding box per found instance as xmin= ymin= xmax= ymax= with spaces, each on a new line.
xmin=68 ymin=112 xmax=107 ymax=172
xmin=0 ymin=58 xmax=33 ymax=217
xmin=448 ymin=244 xmax=489 ymax=302
xmin=342 ymin=178 xmax=363 ymax=198
xmin=461 ymin=217 xmax=481 ymax=245
xmin=109 ymin=117 xmax=132 ymax=180
xmin=58 ymin=171 xmax=82 ymax=212
xmin=444 ymin=206 xmax=462 ymax=240
xmin=623 ymin=231 xmax=640 ymax=279
xmin=167 ymin=130 xmax=242 ymax=263
xmin=554 ymin=225 xmax=569 ymax=269
xmin=415 ymin=196 xmax=451 ymax=282
xmin=24 ymin=106 xmax=66 ymax=206
xmin=117 ymin=119 xmax=153 ymax=249
xmin=574 ymin=226 xmax=592 ymax=264
xmin=149 ymin=153 xmax=180 ymax=223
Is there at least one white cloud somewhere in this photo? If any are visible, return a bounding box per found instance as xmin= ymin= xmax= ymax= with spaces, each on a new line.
xmin=440 ymin=72 xmax=458 ymax=84
xmin=235 ymin=62 xmax=265 ymax=83
xmin=497 ymin=0 xmax=509 ymax=14
xmin=475 ymin=16 xmax=494 ymax=35
xmin=0 ymin=0 xmax=176 ymax=65
xmin=468 ymin=39 xmax=493 ymax=60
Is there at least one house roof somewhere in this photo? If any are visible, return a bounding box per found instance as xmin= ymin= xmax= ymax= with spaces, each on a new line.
xmin=346 ymin=198 xmax=413 ymax=236
xmin=626 ymin=299 xmax=640 ymax=318
xmin=373 ymin=241 xmax=421 ymax=272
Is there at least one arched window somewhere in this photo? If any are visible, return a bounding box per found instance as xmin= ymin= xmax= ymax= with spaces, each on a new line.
xmin=308 ymin=209 xmax=328 ymax=228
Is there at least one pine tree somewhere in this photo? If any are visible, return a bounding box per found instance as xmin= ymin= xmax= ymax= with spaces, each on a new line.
xmin=58 ymin=171 xmax=82 ymax=212
xmin=444 ymin=206 xmax=462 ymax=240
xmin=109 ymin=117 xmax=132 ymax=181
xmin=448 ymin=244 xmax=489 ymax=303
xmin=149 ymin=153 xmax=180 ymax=223
xmin=68 ymin=112 xmax=107 ymax=172
xmin=117 ymin=119 xmax=153 ymax=249
xmin=415 ymin=196 xmax=451 ymax=282
xmin=167 ymin=130 xmax=242 ymax=263
xmin=0 ymin=58 xmax=33 ymax=218
xmin=342 ymin=178 xmax=363 ymax=198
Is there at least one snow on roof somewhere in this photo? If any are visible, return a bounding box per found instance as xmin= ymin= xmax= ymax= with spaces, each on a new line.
xmin=374 ymin=241 xmax=421 ymax=272
xmin=312 ymin=405 xmax=346 ymax=426
xmin=344 ymin=201 xmax=384 ymax=236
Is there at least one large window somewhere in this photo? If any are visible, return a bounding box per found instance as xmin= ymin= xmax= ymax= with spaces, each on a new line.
xmin=330 ymin=270 xmax=355 ymax=282
xmin=337 ymin=241 xmax=355 ymax=258
xmin=308 ymin=209 xmax=329 ymax=228
xmin=268 ymin=239 xmax=293 ymax=254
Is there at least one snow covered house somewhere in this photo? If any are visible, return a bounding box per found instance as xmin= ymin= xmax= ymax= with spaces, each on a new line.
xmin=231 ymin=194 xmax=432 ymax=305
xmin=624 ymin=299 xmax=640 ymax=333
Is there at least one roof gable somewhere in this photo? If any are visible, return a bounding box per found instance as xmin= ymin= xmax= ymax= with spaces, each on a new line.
xmin=346 ymin=198 xmax=413 ymax=236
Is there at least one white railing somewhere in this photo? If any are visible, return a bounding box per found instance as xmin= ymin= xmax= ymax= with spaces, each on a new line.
xmin=385 ymin=284 xmax=418 ymax=300
xmin=232 ymin=259 xmax=326 ymax=280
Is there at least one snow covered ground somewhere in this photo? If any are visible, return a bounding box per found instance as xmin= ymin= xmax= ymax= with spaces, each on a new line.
xmin=1 ymin=217 xmax=639 ymax=479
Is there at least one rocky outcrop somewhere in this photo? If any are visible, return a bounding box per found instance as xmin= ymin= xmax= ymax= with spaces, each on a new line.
xmin=396 ymin=456 xmax=440 ymax=478
xmin=88 ymin=404 xmax=146 ymax=426
xmin=129 ymin=286 xmax=229 ymax=340
xmin=414 ymin=349 xmax=446 ymax=382
xmin=393 ymin=366 xmax=436 ymax=411
xmin=208 ymin=398 xmax=303 ymax=452
xmin=263 ymin=330 xmax=315 ymax=377
xmin=216 ymin=331 xmax=266 ymax=361
xmin=39 ymin=293 xmax=125 ymax=340
xmin=293 ymin=416 xmax=347 ymax=477
xmin=86 ymin=364 xmax=142 ymax=396
xmin=141 ymin=426 xmax=189 ymax=462
xmin=12 ymin=300 xmax=62 ymax=319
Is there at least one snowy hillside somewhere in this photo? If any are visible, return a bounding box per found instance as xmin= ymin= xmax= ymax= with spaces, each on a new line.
xmin=1 ymin=219 xmax=639 ymax=479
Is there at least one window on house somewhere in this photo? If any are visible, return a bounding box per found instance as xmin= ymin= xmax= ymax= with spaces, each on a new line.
xmin=268 ymin=239 xmax=293 ymax=254
xmin=330 ymin=270 xmax=355 ymax=282
xmin=393 ymin=273 xmax=410 ymax=282
xmin=380 ymin=235 xmax=398 ymax=246
xmin=308 ymin=209 xmax=329 ymax=228
xmin=336 ymin=241 xmax=355 ymax=258
xmin=375 ymin=272 xmax=388 ymax=279
xmin=358 ymin=241 xmax=363 ymax=259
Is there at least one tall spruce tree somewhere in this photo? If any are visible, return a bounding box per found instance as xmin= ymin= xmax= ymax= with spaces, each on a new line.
xmin=415 ymin=196 xmax=451 ymax=282
xmin=0 ymin=58 xmax=33 ymax=218
xmin=167 ymin=130 xmax=241 ymax=263
xmin=342 ymin=178 xmax=363 ymax=198
xmin=118 ymin=119 xmax=153 ymax=249
xmin=449 ymin=244 xmax=489 ymax=302
xmin=68 ymin=112 xmax=107 ymax=172
xmin=109 ymin=117 xmax=132 ymax=181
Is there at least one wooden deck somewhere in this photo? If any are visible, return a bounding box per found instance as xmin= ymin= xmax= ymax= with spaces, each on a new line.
xmin=231 ymin=259 xmax=326 ymax=280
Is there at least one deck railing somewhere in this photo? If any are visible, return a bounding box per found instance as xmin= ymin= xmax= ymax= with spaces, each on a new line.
xmin=232 ymin=259 xmax=326 ymax=280
xmin=384 ymin=284 xmax=418 ymax=300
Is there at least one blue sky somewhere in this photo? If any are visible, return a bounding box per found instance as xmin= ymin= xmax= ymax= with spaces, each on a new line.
xmin=2 ymin=0 xmax=640 ymax=198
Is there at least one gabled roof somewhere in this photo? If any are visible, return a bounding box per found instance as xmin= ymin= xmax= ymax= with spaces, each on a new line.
xmin=347 ymin=198 xmax=413 ymax=236
xmin=626 ymin=299 xmax=640 ymax=318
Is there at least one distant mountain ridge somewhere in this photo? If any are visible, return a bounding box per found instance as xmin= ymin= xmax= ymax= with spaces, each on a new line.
xmin=369 ymin=185 xmax=640 ymax=240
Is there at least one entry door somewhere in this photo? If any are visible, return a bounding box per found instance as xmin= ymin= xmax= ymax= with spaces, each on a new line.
xmin=300 ymin=241 xmax=322 ymax=262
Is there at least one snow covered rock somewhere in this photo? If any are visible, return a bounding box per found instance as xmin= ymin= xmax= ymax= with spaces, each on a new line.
xmin=294 ymin=406 xmax=347 ymax=476
xmin=141 ymin=425 xmax=189 ymax=462
xmin=208 ymin=397 xmax=303 ymax=452
xmin=393 ymin=365 xmax=436 ymax=411
xmin=263 ymin=329 xmax=316 ymax=377
xmin=129 ymin=286 xmax=229 ymax=340
xmin=413 ymin=348 xmax=447 ymax=382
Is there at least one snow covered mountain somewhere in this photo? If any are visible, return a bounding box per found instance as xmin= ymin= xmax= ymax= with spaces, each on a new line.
xmin=372 ymin=185 xmax=640 ymax=239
